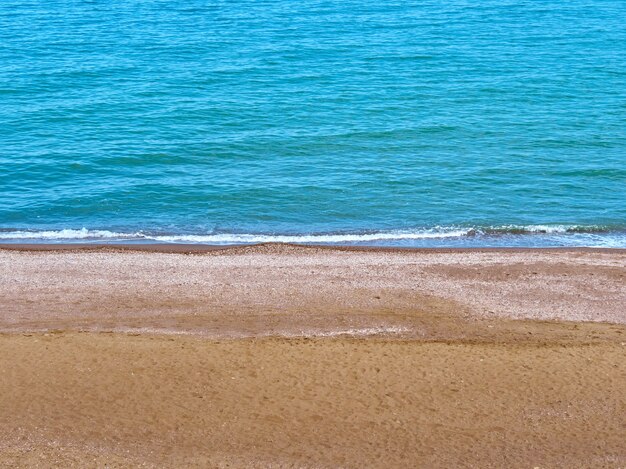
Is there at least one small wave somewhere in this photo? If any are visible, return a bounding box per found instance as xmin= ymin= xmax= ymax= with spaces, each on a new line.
xmin=0 ymin=225 xmax=624 ymax=246
xmin=480 ymin=224 xmax=613 ymax=235
xmin=0 ymin=228 xmax=143 ymax=240
xmin=0 ymin=227 xmax=471 ymax=243
xmin=152 ymin=229 xmax=472 ymax=244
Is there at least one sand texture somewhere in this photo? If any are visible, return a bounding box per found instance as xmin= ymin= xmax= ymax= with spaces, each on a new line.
xmin=1 ymin=245 xmax=625 ymax=337
xmin=0 ymin=245 xmax=625 ymax=467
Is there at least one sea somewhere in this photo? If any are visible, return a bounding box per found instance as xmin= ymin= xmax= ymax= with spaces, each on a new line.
xmin=1 ymin=0 xmax=625 ymax=247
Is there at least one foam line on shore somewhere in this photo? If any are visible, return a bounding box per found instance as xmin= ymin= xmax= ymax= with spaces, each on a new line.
xmin=0 ymin=224 xmax=625 ymax=247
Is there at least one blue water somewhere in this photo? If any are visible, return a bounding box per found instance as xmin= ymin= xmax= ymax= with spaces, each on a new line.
xmin=1 ymin=0 xmax=625 ymax=247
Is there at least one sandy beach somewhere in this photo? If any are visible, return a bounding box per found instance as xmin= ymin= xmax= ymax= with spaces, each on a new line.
xmin=1 ymin=245 xmax=625 ymax=467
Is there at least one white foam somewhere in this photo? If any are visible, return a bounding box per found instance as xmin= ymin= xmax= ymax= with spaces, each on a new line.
xmin=0 ymin=227 xmax=472 ymax=243
xmin=152 ymin=229 xmax=471 ymax=244
xmin=0 ymin=225 xmax=623 ymax=247
xmin=0 ymin=228 xmax=141 ymax=240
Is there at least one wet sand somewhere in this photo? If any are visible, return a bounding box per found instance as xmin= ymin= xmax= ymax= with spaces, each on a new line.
xmin=0 ymin=245 xmax=625 ymax=467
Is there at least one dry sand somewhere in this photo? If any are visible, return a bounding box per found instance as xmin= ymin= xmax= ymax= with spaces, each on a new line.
xmin=0 ymin=245 xmax=625 ymax=467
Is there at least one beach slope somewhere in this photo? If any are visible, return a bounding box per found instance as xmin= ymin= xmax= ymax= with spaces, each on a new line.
xmin=0 ymin=245 xmax=625 ymax=467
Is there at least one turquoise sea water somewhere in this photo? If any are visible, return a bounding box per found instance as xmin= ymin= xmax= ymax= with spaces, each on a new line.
xmin=1 ymin=0 xmax=625 ymax=247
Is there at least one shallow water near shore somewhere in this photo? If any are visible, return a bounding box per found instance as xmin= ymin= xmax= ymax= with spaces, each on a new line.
xmin=1 ymin=0 xmax=625 ymax=246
